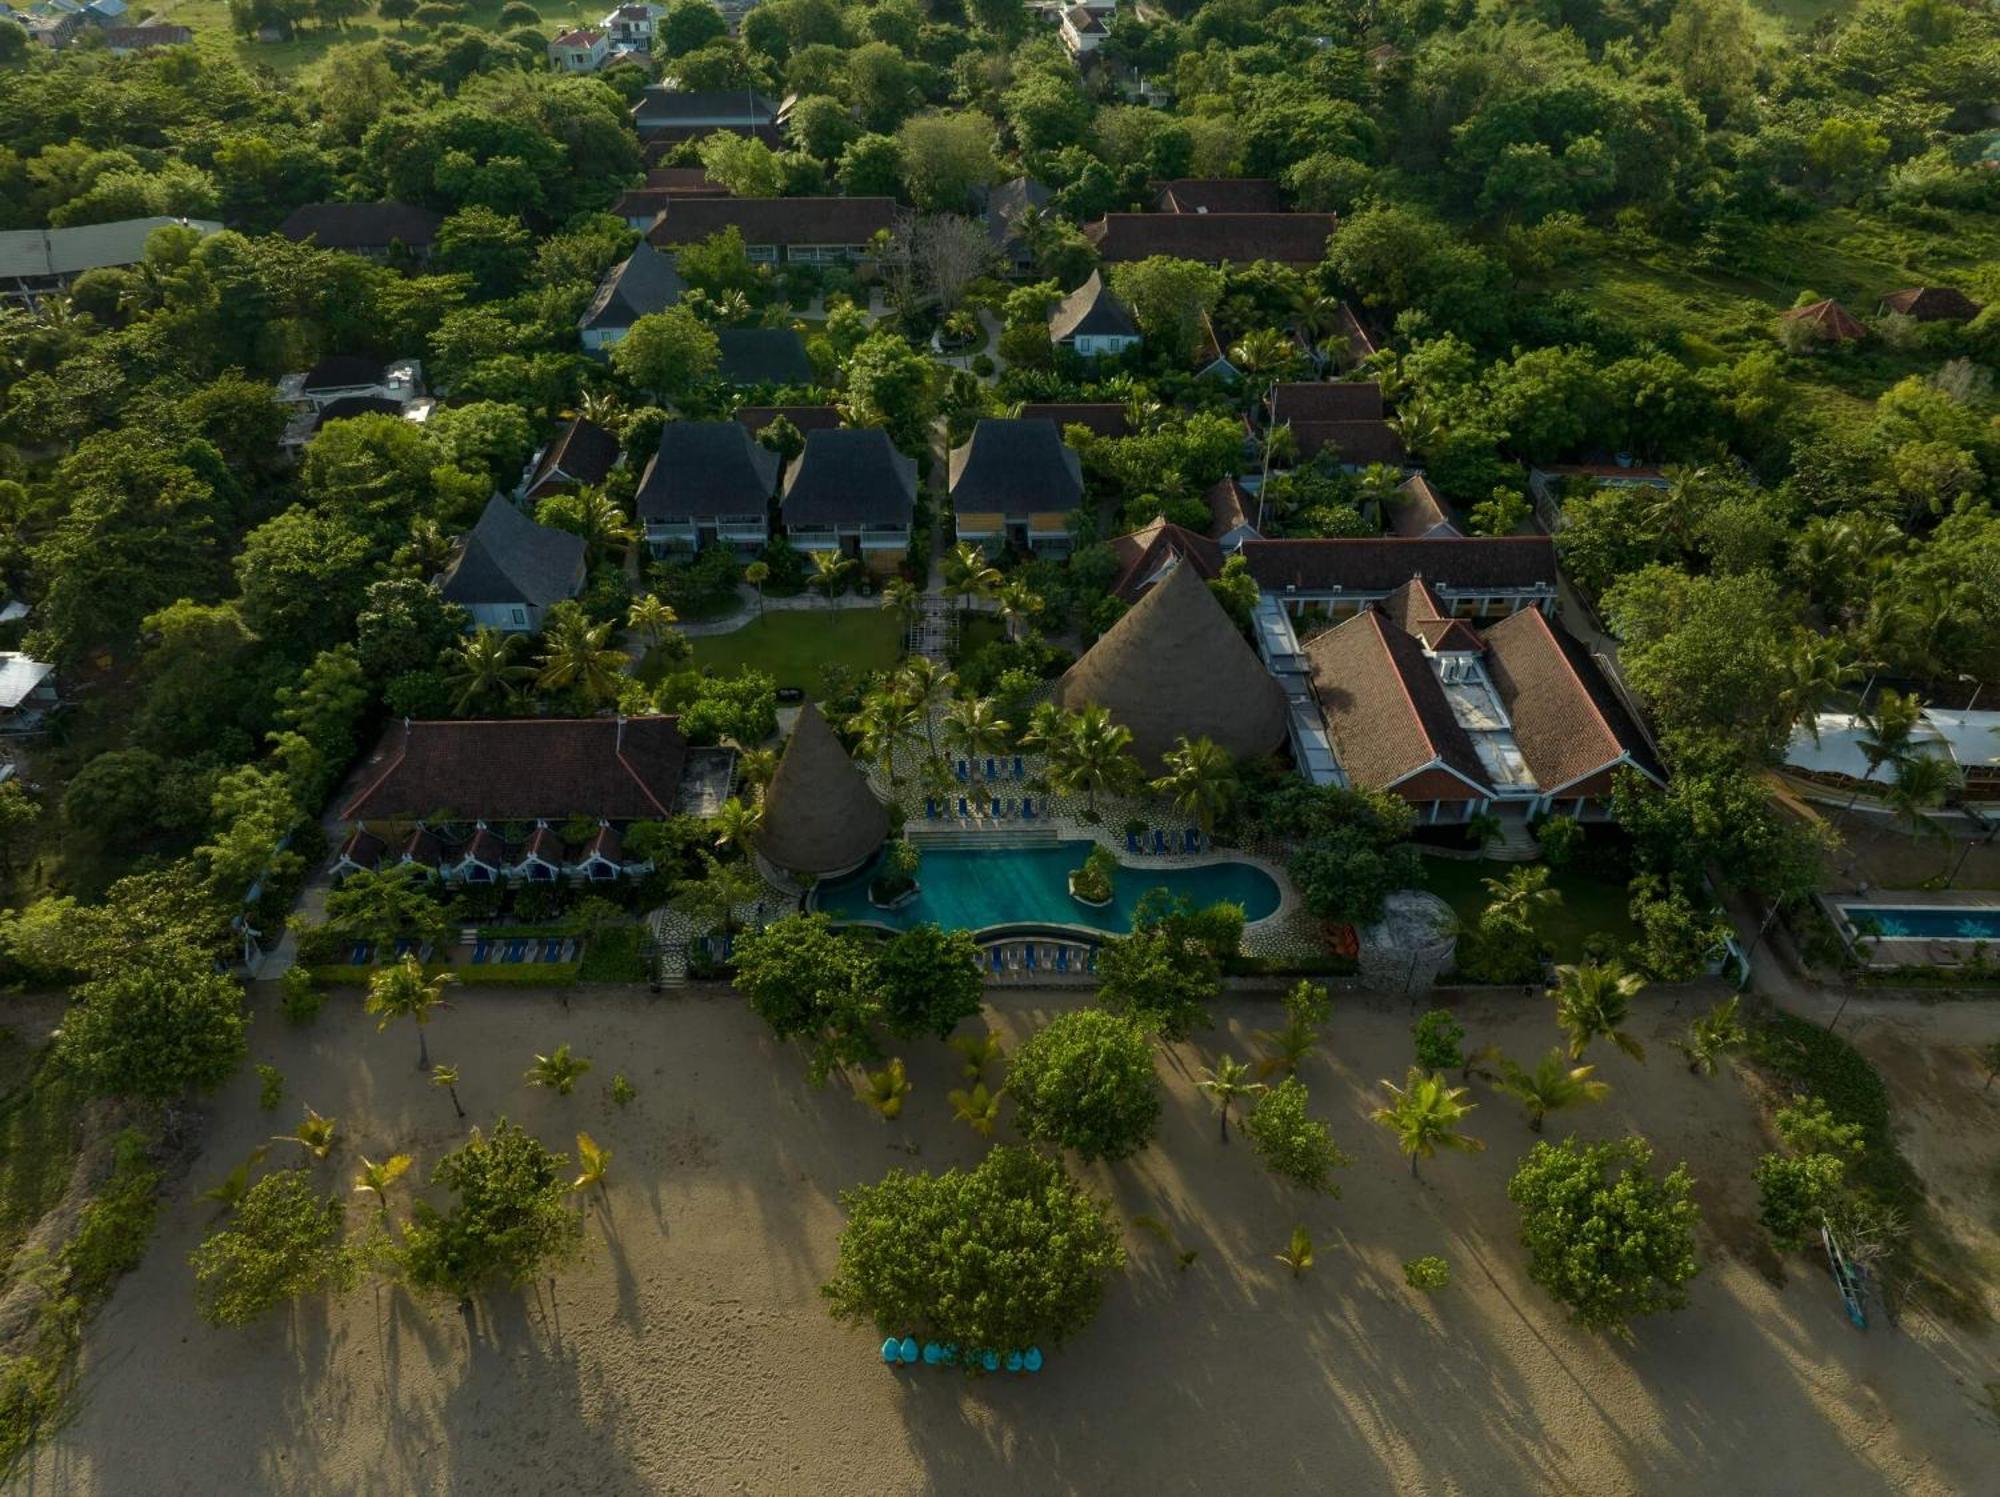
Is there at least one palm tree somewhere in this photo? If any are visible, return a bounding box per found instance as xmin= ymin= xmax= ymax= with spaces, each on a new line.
xmin=1195 ymin=1055 xmax=1266 ymax=1143
xmin=674 ymin=852 xmax=763 ymax=939
xmin=948 ymin=1081 xmax=1002 ymax=1136
xmin=881 ymin=576 xmax=922 ymax=639
xmin=894 ymin=656 xmax=956 ymax=758
xmin=943 ymin=695 xmax=1012 ymax=790
xmin=1274 ymin=1224 xmax=1316 ymax=1279
xmin=1481 ymin=865 xmax=1561 ymax=929
xmin=536 ymin=611 xmax=630 ymax=706
xmin=1228 ymin=327 xmax=1301 ymax=386
xmin=1048 ymin=705 xmax=1139 ymax=817
xmin=734 ymin=745 xmax=778 ymax=797
xmin=199 ymin=1146 xmax=269 ymax=1216
xmin=1252 ymin=1011 xmax=1318 ymax=1079
xmin=944 ymin=541 xmax=1000 ymax=617
xmin=1884 ymin=752 xmax=1962 ymax=872
xmin=365 ymin=957 xmax=455 ymax=1070
xmin=1777 ymin=631 xmax=1859 ymax=743
xmin=1494 ymin=1050 xmax=1610 ymax=1132
xmin=710 ymin=795 xmax=764 ymax=855
xmin=1388 ymin=395 xmax=1444 ymax=458
xmin=277 ymin=1106 xmax=339 ymax=1160
xmin=1151 ymin=735 xmax=1239 ymax=847
xmin=399 ymin=517 xmax=457 ymax=577
xmin=1371 ymin=1068 xmax=1483 ymax=1178
xmin=949 ymin=1029 xmax=1004 ymax=1081
xmin=446 ymin=627 xmax=534 ymax=712
xmin=1673 ymin=996 xmax=1748 ymax=1077
xmin=1549 ymin=961 xmax=1648 ymax=1062
xmin=808 ymin=548 xmax=858 ymax=606
xmin=854 ymin=1057 xmax=912 ymax=1119
xmin=1844 ymin=690 xmax=1924 ymax=813
xmin=578 ymin=388 xmax=621 ymax=428
xmin=626 ymin=593 xmax=679 ymax=651
xmin=573 ymin=1131 xmax=611 ymax=1198
xmin=526 ymin=1043 xmax=592 ymax=1096
xmin=1020 ymin=700 xmax=1068 ymax=756
xmin=353 ymin=1153 xmax=413 ymax=1211
xmin=996 ymin=579 xmax=1044 ymax=642
xmin=850 ymin=690 xmax=924 ymax=783
xmin=431 ymin=1062 xmax=466 ymax=1120
xmin=564 ymin=487 xmax=638 ymax=563
xmin=744 ymin=560 xmax=771 ymax=614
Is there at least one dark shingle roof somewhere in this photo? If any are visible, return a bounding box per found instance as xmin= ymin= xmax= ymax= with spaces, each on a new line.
xmin=651 ymin=197 xmax=895 ymax=250
xmin=947 ymin=419 xmax=1084 ymax=517
xmin=644 ymin=167 xmax=728 ymax=193
xmin=735 ymin=404 xmax=843 ymax=435
xmin=580 ymin=242 xmax=686 ymax=331
xmin=439 ymin=496 xmax=587 ymax=609
xmin=1083 ymin=212 xmax=1337 ymax=265
xmin=1240 ymin=537 xmax=1559 ymax=595
xmin=632 ymin=89 xmax=779 ymax=130
xmin=1048 ymin=271 xmax=1140 ymax=342
xmin=1385 ymin=475 xmax=1460 ymax=539
xmin=1781 ymin=298 xmax=1867 ymax=342
xmin=986 ymin=176 xmax=1052 ymax=251
xmin=635 ymin=420 xmax=781 ymax=521
xmin=1879 ymin=286 xmax=1982 ymax=322
xmin=316 ymin=395 xmax=406 ymax=428
xmin=1481 ymin=609 xmax=1664 ymax=791
xmin=276 ymin=202 xmax=443 ymax=251
xmin=1205 ymin=476 xmax=1253 ymax=539
xmin=1292 ymin=420 xmax=1406 ymax=465
xmin=1271 ymin=381 xmax=1383 ymax=422
xmin=716 ymin=328 xmax=814 ymax=386
xmin=1304 ymin=611 xmax=1492 ymax=795
xmin=758 ymin=701 xmax=890 ymax=876
xmin=1016 ymin=402 xmax=1129 ymax=438
xmin=302 ymin=355 xmax=387 ymax=391
xmin=342 ymin=717 xmax=688 ymax=822
xmin=1156 ymin=179 xmax=1285 ymax=214
xmin=524 ymin=416 xmax=620 ymax=500
xmin=780 ymin=429 xmax=917 ymax=529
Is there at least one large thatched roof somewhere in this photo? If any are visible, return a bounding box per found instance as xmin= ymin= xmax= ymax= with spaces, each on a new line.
xmin=759 ymin=701 xmax=889 ymax=877
xmin=1054 ymin=559 xmax=1288 ymax=772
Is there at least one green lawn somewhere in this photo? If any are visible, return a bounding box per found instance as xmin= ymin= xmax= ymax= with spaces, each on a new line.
xmin=1418 ymin=857 xmax=1640 ymax=962
xmin=681 ymin=609 xmax=903 ymax=689
xmin=152 ymin=0 xmax=595 ymax=80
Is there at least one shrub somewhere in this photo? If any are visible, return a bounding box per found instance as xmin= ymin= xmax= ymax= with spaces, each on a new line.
xmin=280 ymin=966 xmax=324 ymax=1025
xmin=496 ymin=0 xmax=539 ymax=23
xmin=1244 ymin=1078 xmax=1353 ymax=1193
xmin=1412 ymin=1009 xmax=1466 ymax=1071
xmin=1534 ymin=815 xmax=1584 ymax=866
xmin=1007 ymin=1009 xmax=1162 ymax=1162
xmin=191 ymin=1169 xmax=355 ymax=1327
xmin=1403 ymin=1255 xmax=1451 ymax=1291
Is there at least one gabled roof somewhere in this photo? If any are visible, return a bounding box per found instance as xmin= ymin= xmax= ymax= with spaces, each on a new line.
xmin=986 ymin=176 xmax=1052 ymax=250
xmin=343 ymin=717 xmax=688 ymax=822
xmin=0 ymin=217 xmax=221 ymax=280
xmin=1016 ymin=402 xmax=1129 ymax=438
xmin=551 ymin=27 xmax=604 ymax=45
xmin=1156 ymin=178 xmax=1284 ymax=214
xmin=1048 ymin=270 xmax=1140 ymax=343
xmin=1061 ymin=5 xmax=1106 ymax=34
xmin=1303 ymin=610 xmax=1492 ymax=796
xmin=947 ymin=419 xmax=1084 ymax=516
xmin=315 ymin=395 xmax=406 ymax=428
xmin=1205 ymin=476 xmax=1255 ymax=540
xmin=1380 ymin=578 xmax=1482 ymax=653
xmin=276 ymin=202 xmax=443 ymax=250
xmin=1271 ymin=380 xmax=1383 ymax=422
xmin=101 ymin=24 xmax=192 ymax=47
xmin=758 ymin=701 xmax=889 ymax=876
xmin=1082 ymin=212 xmax=1337 ymax=266
xmin=632 ymin=88 xmax=778 ymax=129
xmin=302 ymin=354 xmax=385 ymax=391
xmin=1385 ymin=474 xmax=1461 ymax=539
xmin=439 ymin=496 xmax=587 ymax=609
xmin=335 ymin=827 xmax=386 ymax=870
xmin=735 ymin=404 xmax=843 ymax=436
xmin=1107 ymin=517 xmax=1224 ymax=603
xmin=1055 ymin=560 xmax=1287 ymax=772
xmin=1240 ymin=536 xmax=1559 ymax=595
xmin=716 ymin=327 xmax=814 ymax=386
xmin=650 ymin=197 xmax=894 ymax=249
xmin=1481 ymin=608 xmax=1664 ymax=792
xmin=1879 ymin=286 xmax=1982 ymax=322
xmin=1292 ymin=420 xmax=1406 ymax=466
xmin=524 ymin=416 xmax=620 ymax=500
xmin=1332 ymin=302 xmax=1377 ymax=363
xmin=780 ymin=429 xmax=918 ymax=528
xmin=645 ymin=167 xmax=727 ymax=193
xmin=580 ymin=241 xmax=686 ymax=331
xmin=1781 ymin=298 xmax=1867 ymax=342
xmin=635 ymin=420 xmax=780 ymax=521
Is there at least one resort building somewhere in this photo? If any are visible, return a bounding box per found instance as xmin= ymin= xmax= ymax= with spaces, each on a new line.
xmin=1878 ymin=286 xmax=1983 ymax=322
xmin=716 ymin=327 xmax=814 ymax=387
xmin=1385 ymin=474 xmax=1462 ymax=539
xmin=1238 ymin=536 xmax=1560 ymax=620
xmin=985 ymin=176 xmax=1051 ymax=273
xmin=779 ymin=428 xmax=917 ymax=570
xmin=1055 ymin=560 xmax=1289 ymax=773
xmin=1107 ymin=517 xmax=1224 ymax=604
xmin=437 ymin=496 xmax=587 ymax=634
xmin=1782 ymin=298 xmax=1867 ymax=343
xmin=1526 ymin=461 xmax=1668 ymax=532
xmin=1155 ymin=179 xmax=1284 ymax=214
xmin=275 ymin=355 xmax=433 ymax=453
xmin=0 ymin=652 xmax=60 ymax=734
xmin=1205 ymin=476 xmax=1261 ymax=549
xmin=276 ymin=202 xmax=443 ymax=261
xmin=548 ymin=27 xmax=609 ymax=72
xmin=1048 ymin=271 xmax=1142 ymax=359
xmin=1786 ymin=707 xmax=2000 ymax=804
xmin=648 ymin=197 xmax=894 ymax=265
xmin=0 ymin=215 xmax=221 ymax=306
xmin=948 ymin=418 xmax=1086 ymax=555
xmin=1081 ymin=212 xmax=1338 ymax=267
xmin=1268 ymin=380 xmax=1405 ymax=469
xmin=630 ymin=88 xmax=780 ymax=144
xmin=635 ymin=419 xmax=780 ymax=555
xmin=579 ymin=241 xmax=686 ymax=352
xmin=519 ymin=415 xmax=621 ymax=505
xmin=757 ymin=701 xmax=890 ymax=879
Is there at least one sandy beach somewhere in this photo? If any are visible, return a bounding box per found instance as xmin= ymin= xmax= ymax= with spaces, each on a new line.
xmin=9 ymin=983 xmax=1996 ymax=1497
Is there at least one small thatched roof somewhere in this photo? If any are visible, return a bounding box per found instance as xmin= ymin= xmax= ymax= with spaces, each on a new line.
xmin=1054 ymin=559 xmax=1287 ymax=772
xmin=759 ymin=701 xmax=889 ymax=877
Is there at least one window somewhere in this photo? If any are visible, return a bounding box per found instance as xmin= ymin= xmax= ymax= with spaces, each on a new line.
xmin=509 ymin=607 xmax=528 ymax=628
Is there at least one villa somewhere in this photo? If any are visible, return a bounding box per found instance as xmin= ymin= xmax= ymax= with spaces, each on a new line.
xmin=948 ymin=418 xmax=1086 ymax=555
xmin=629 ymin=88 xmax=780 ymax=143
xmin=520 ymin=415 xmax=621 ymax=505
xmin=635 ymin=419 xmax=780 ymax=555
xmin=648 ymin=198 xmax=894 ymax=265
xmin=275 ymin=355 xmax=433 ymax=453
xmin=1385 ymin=474 xmax=1462 ymax=539
xmin=1107 ymin=517 xmax=1224 ymax=604
xmin=1081 ymin=212 xmax=1338 ymax=267
xmin=1048 ymin=271 xmax=1142 ymax=359
xmin=276 ymin=202 xmax=443 ymax=261
xmin=757 ymin=701 xmax=889 ymax=879
xmin=779 ymin=428 xmax=917 ymax=570
xmin=436 ymin=496 xmax=587 ymax=634
xmin=1238 ymin=536 xmax=1559 ymax=619
xmin=716 ymin=327 xmax=815 ymax=386
xmin=579 ymin=241 xmax=686 ymax=352
xmin=1268 ymin=381 xmax=1405 ymax=469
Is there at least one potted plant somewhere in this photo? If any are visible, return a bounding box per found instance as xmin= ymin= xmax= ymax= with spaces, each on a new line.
xmin=1068 ymin=844 xmax=1118 ymax=908
xmin=869 ymin=840 xmax=923 ymax=909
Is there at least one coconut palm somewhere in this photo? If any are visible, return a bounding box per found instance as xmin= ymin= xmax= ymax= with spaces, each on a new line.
xmin=996 ymin=579 xmax=1044 ymax=642
xmin=199 ymin=1146 xmax=270 ymax=1216
xmin=851 ymin=689 xmax=924 ymax=783
xmin=1673 ymin=996 xmax=1748 ymax=1077
xmin=399 ymin=517 xmax=457 ymax=578
xmin=1885 ymin=752 xmax=1962 ymax=873
xmin=744 ymin=560 xmax=770 ymax=614
xmin=626 ymin=593 xmax=679 ymax=651
xmin=1494 ymin=1050 xmax=1610 ymax=1132
xmin=1388 ymin=395 xmax=1445 ymax=458
xmin=431 ymin=1062 xmax=466 ymax=1120
xmin=944 ymin=541 xmax=1000 ymax=616
xmin=1151 ymin=735 xmax=1239 ymax=847
xmin=1048 ymin=705 xmax=1140 ymax=817
xmin=855 ymin=1057 xmax=912 ymax=1119
xmin=573 ymin=1131 xmax=611 ymax=1196
xmin=277 ymin=1107 xmax=339 ymax=1160
xmin=808 ymin=548 xmax=858 ymax=605
xmin=536 ymin=610 xmax=630 ymax=705
xmin=1019 ymin=700 xmax=1068 ymax=755
xmin=1274 ymin=1224 xmax=1316 ymax=1279
xmin=894 ymin=656 xmax=957 ymax=757
xmin=578 ymin=388 xmax=621 ymax=428
xmin=734 ymin=745 xmax=778 ymax=797
xmin=949 ymin=1029 xmax=1004 ymax=1081
xmin=1253 ymin=1012 xmax=1319 ymax=1079
xmin=365 ymin=957 xmax=455 ymax=1071
xmin=445 ymin=627 xmax=534 ymax=712
xmin=1371 ymin=1068 xmax=1484 ymax=1178
xmin=881 ymin=575 xmax=922 ymax=638
xmin=1480 ymin=865 xmax=1561 ymax=929
xmin=526 ymin=1043 xmax=592 ymax=1096
xmin=1195 ymin=1055 xmax=1266 ymax=1143
xmin=1550 ymin=961 xmax=1648 ymax=1062
xmin=1777 ymin=631 xmax=1860 ymax=744
xmin=710 ymin=795 xmax=764 ymax=855
xmin=1843 ymin=690 xmax=1924 ymax=813
xmin=948 ymin=1081 xmax=1002 ymax=1136
xmin=563 ymin=487 xmax=638 ymax=562
xmin=353 ymin=1153 xmax=413 ymax=1211
xmin=943 ymin=695 xmax=1012 ymax=789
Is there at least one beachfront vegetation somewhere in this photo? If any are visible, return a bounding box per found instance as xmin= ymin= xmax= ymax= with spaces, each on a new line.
xmin=400 ymin=1122 xmax=585 ymax=1298
xmin=1244 ymin=1078 xmax=1354 ymax=1195
xmin=191 ymin=1168 xmax=356 ymax=1328
xmin=1005 ymin=1008 xmax=1161 ymax=1163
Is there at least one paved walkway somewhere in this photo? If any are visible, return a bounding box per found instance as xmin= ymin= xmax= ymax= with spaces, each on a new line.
xmin=676 ymin=588 xmax=884 ymax=637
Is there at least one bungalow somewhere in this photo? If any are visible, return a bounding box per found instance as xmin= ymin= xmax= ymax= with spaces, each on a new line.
xmin=275 ymin=356 xmax=432 ymax=452
xmin=0 ymin=652 xmax=59 ymax=733
xmin=1059 ymin=4 xmax=1107 ymax=56
xmin=1016 ymin=402 xmax=1129 ymax=439
xmin=1782 ymin=298 xmax=1867 ymax=343
xmin=1239 ymin=536 xmax=1560 ymax=620
xmin=1205 ymin=476 xmax=1261 ymax=550
xmin=630 ymin=87 xmax=780 ymax=141
xmin=1268 ymin=380 xmax=1405 ymax=469
xmin=985 ymin=176 xmax=1051 ymax=273
xmin=949 ymin=418 xmax=1085 ymax=555
xmin=579 ymin=240 xmax=685 ymax=352
xmin=601 ymin=3 xmax=660 ymax=53
xmin=1107 ymin=517 xmax=1224 ymax=604
xmin=548 ymin=27 xmax=609 ymax=73
xmin=716 ymin=327 xmax=815 ymax=386
xmin=780 ymin=428 xmax=917 ymax=570
xmin=276 ymin=202 xmax=444 ymax=261
xmin=437 ymin=496 xmax=587 ymax=634
xmin=1048 ymin=271 xmax=1141 ymax=359
xmin=650 ymin=196 xmax=895 ymax=265
xmin=1385 ymin=474 xmax=1461 ymax=539
xmin=1082 ymin=212 xmax=1337 ymax=267
xmin=635 ymin=419 xmax=780 ymax=554
xmin=1878 ymin=287 xmax=1982 ymax=323
xmin=520 ymin=415 xmax=621 ymax=504
xmin=1155 ymin=179 xmax=1284 ymax=214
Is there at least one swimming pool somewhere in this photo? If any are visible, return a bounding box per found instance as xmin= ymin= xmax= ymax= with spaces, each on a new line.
xmin=815 ymin=841 xmax=1283 ymax=936
xmin=1837 ymin=905 xmax=2000 ymax=941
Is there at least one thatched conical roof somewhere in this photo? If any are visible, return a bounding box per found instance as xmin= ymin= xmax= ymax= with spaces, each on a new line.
xmin=759 ymin=700 xmax=889 ymax=877
xmin=1054 ymin=557 xmax=1288 ymax=772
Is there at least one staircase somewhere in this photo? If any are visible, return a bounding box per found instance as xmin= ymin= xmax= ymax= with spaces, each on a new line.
xmin=907 ymin=825 xmax=1061 ymax=849
xmin=1488 ymin=819 xmax=1540 ymax=861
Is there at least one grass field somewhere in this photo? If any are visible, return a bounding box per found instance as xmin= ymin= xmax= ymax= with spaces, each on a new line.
xmin=683 ymin=608 xmax=903 ymax=689
xmin=147 ymin=0 xmax=599 ymax=79
xmin=0 ymin=1030 xmax=85 ymax=1274
xmin=1418 ymin=856 xmax=1641 ymax=960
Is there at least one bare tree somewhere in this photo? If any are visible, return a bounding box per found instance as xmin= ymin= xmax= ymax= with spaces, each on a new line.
xmin=887 ymin=211 xmax=996 ymax=314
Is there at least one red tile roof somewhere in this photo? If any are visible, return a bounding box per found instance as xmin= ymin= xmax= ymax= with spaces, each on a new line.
xmin=1480 ymin=609 xmax=1663 ymax=793
xmin=1107 ymin=518 xmax=1225 ymax=603
xmin=1304 ymin=611 xmax=1492 ymax=795
xmin=1781 ymin=298 xmax=1867 ymax=342
xmin=342 ymin=718 xmax=687 ymax=822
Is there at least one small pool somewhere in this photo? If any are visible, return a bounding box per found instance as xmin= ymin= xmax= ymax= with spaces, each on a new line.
xmin=816 ymin=841 xmax=1282 ymax=936
xmin=1837 ymin=905 xmax=2000 ymax=941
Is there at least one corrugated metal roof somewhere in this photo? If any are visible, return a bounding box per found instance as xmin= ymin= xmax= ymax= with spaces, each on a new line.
xmin=0 ymin=217 xmax=220 ymax=280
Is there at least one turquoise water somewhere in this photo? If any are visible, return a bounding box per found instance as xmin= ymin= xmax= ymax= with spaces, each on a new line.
xmin=817 ymin=840 xmax=1282 ymax=936
xmin=1839 ymin=905 xmax=2000 ymax=940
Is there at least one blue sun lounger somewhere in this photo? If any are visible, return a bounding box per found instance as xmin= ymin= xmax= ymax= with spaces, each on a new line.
xmin=541 ymin=938 xmax=563 ymax=962
xmin=1012 ymin=755 xmax=1025 ymax=779
xmin=470 ymin=940 xmax=490 ymax=964
xmin=1185 ymin=827 xmax=1201 ymax=851
xmin=957 ymin=796 xmax=970 ymax=818
xmin=1024 ymin=946 xmax=1037 ymax=973
xmin=955 ymin=759 xmax=969 ymax=783
xmin=1153 ymin=829 xmax=1169 ymax=854
xmin=1054 ymin=947 xmax=1069 ymax=973
xmin=984 ymin=757 xmax=998 ymax=780
xmin=925 ymin=798 xmax=940 ymax=819
xmin=349 ymin=942 xmax=372 ymax=965
xmin=505 ymin=938 xmax=529 ymax=963
xmin=1126 ymin=830 xmax=1141 ymax=852
xmin=989 ymin=947 xmax=1005 ymax=973
xmin=1020 ymin=797 xmax=1035 ymax=821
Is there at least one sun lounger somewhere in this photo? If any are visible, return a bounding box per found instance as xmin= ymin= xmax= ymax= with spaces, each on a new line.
xmin=505 ymin=939 xmax=529 ymax=963
xmin=1054 ymin=947 xmax=1069 ymax=973
xmin=989 ymin=947 xmax=1005 ymax=973
xmin=985 ymin=757 xmax=998 ymax=780
xmin=349 ymin=942 xmax=372 ymax=965
xmin=1152 ymin=829 xmax=1168 ymax=854
xmin=1012 ymin=755 xmax=1025 ymax=779
xmin=957 ymin=796 xmax=970 ymax=818
xmin=471 ymin=940 xmax=490 ymax=964
xmin=541 ymin=938 xmax=563 ymax=962
xmin=1185 ymin=827 xmax=1201 ymax=851
xmin=955 ymin=759 xmax=969 ymax=783
xmin=1020 ymin=797 xmax=1035 ymax=821
xmin=925 ymin=798 xmax=940 ymax=819
xmin=1024 ymin=946 xmax=1037 ymax=972
xmin=1126 ymin=830 xmax=1141 ymax=852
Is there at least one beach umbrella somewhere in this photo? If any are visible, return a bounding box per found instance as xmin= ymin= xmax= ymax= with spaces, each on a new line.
xmin=1004 ymin=1351 xmax=1023 ymax=1373
xmin=899 ymin=1336 xmax=920 ymax=1364
xmin=942 ymin=1343 xmax=959 ymax=1366
xmin=1024 ymin=1347 xmax=1044 ymax=1373
xmin=923 ymin=1342 xmax=942 ymax=1366
xmin=980 ymin=1349 xmax=1000 ymax=1372
xmin=881 ymin=1338 xmax=900 ymax=1365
